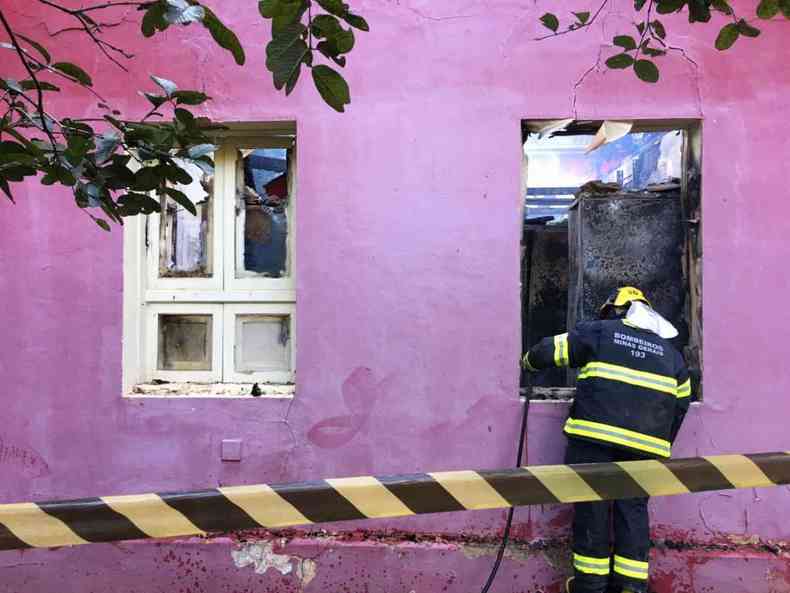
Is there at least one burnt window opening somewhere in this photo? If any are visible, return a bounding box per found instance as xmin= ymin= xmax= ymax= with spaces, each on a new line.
xmin=520 ymin=120 xmax=702 ymax=402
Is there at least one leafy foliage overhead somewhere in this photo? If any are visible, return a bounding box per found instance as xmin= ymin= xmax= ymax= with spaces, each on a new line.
xmin=539 ymin=1 xmax=780 ymax=83
xmin=0 ymin=0 xmax=783 ymax=229
xmin=0 ymin=0 xmax=369 ymax=230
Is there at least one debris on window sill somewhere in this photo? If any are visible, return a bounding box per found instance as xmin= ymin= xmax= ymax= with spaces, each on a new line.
xmin=128 ymin=382 xmax=294 ymax=399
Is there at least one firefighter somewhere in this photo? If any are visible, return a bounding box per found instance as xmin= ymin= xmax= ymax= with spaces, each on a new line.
xmin=522 ymin=287 xmax=691 ymax=593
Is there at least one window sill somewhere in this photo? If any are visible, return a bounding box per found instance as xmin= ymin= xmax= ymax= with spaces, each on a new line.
xmin=125 ymin=382 xmax=294 ymax=399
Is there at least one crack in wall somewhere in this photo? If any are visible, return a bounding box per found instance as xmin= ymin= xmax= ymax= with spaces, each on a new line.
xmin=570 ymin=4 xmax=703 ymax=119
xmin=572 ymin=45 xmax=604 ymax=119
xmin=405 ymin=4 xmax=477 ymax=22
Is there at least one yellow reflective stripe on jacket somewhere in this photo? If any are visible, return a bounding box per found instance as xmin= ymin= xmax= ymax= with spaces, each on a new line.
xmin=564 ymin=418 xmax=672 ymax=458
xmin=613 ymin=555 xmax=648 ymax=580
xmin=577 ymin=361 xmax=677 ymax=396
xmin=573 ymin=553 xmax=610 ymax=576
xmin=553 ymin=333 xmax=569 ymax=367
xmin=677 ymin=379 xmax=692 ymax=399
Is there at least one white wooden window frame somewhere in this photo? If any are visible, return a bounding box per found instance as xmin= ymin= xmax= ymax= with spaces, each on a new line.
xmin=223 ymin=303 xmax=296 ymax=384
xmin=123 ymin=126 xmax=297 ymax=396
xmin=146 ymin=303 xmax=223 ymax=383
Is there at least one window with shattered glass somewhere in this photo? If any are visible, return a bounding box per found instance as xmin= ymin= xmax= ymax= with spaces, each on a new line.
xmin=159 ymin=160 xmax=213 ymax=277
xmin=235 ymin=148 xmax=291 ymax=279
xmin=124 ymin=125 xmax=298 ymax=395
xmin=520 ymin=120 xmax=702 ymax=401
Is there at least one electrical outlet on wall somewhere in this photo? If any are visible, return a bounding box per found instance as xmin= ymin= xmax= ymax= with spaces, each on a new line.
xmin=221 ymin=439 xmax=243 ymax=462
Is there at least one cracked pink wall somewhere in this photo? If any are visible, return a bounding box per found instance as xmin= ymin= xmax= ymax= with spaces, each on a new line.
xmin=1 ymin=0 xmax=790 ymax=591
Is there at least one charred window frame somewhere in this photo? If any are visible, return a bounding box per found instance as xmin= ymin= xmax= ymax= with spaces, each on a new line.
xmin=520 ymin=119 xmax=702 ymax=402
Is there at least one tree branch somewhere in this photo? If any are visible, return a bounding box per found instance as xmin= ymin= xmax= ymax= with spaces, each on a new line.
xmin=36 ymin=0 xmax=134 ymax=70
xmin=0 ymin=7 xmax=60 ymax=151
xmin=534 ymin=0 xmax=610 ymax=41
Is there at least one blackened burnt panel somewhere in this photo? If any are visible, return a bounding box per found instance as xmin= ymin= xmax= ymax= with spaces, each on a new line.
xmin=568 ymin=192 xmax=687 ymax=349
xmin=522 ymin=227 xmax=569 ymax=390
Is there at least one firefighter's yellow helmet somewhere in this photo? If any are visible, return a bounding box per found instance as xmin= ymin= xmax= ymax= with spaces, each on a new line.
xmin=599 ymin=286 xmax=651 ymax=318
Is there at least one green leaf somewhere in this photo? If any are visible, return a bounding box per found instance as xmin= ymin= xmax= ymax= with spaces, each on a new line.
xmin=51 ymin=62 xmax=93 ymax=87
xmin=317 ymin=41 xmax=347 ymax=67
xmin=118 ymin=192 xmax=161 ymax=215
xmin=606 ymin=53 xmax=635 ymax=69
xmin=711 ymin=0 xmax=733 ymax=15
xmin=164 ymin=186 xmax=197 ymax=215
xmin=613 ymin=35 xmax=637 ymax=50
xmin=715 ymin=23 xmax=740 ymax=50
xmin=636 ymin=22 xmax=646 ymax=34
xmin=781 ymin=0 xmax=790 ymax=18
xmin=172 ymin=90 xmax=210 ymax=105
xmin=757 ymin=0 xmax=780 ymax=18
xmin=133 ymin=166 xmax=164 ymax=191
xmin=142 ymin=4 xmax=168 ymax=37
xmin=161 ymin=162 xmax=193 ymax=184
xmin=259 ymin=0 xmax=280 ymax=18
xmin=142 ymin=92 xmax=168 ymax=108
xmin=687 ymin=0 xmax=711 ymax=22
xmin=17 ymin=34 xmax=50 ymax=64
xmin=634 ymin=59 xmax=660 ymax=82
xmin=94 ymin=218 xmax=111 ymax=232
xmin=174 ymin=107 xmax=196 ymax=128
xmin=311 ymin=64 xmax=350 ymax=112
xmin=343 ymin=12 xmax=369 ymax=31
xmin=643 ymin=47 xmax=667 ymax=57
xmin=312 ymin=14 xmax=343 ymax=36
xmin=102 ymin=163 xmax=135 ymax=190
xmin=540 ymin=12 xmax=560 ymax=32
xmin=315 ymin=0 xmax=346 ymax=17
xmin=634 ymin=0 xmax=648 ymax=9
xmin=655 ymin=0 xmax=686 ymax=14
xmin=266 ymin=24 xmax=309 ymax=90
xmin=574 ymin=11 xmax=590 ymax=24
xmin=0 ymin=178 xmax=14 ymax=202
xmin=261 ymin=0 xmax=307 ymax=24
xmin=312 ymin=18 xmax=355 ymax=55
xmin=736 ymin=19 xmax=761 ymax=37
xmin=65 ymin=135 xmax=93 ymax=165
xmin=151 ymin=75 xmax=177 ymax=96
xmin=20 ymin=80 xmax=60 ymax=92
xmin=651 ymin=20 xmax=666 ymax=39
xmin=202 ymin=7 xmax=245 ymax=65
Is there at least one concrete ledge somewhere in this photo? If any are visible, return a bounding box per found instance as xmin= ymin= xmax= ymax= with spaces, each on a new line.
xmin=1 ymin=531 xmax=788 ymax=593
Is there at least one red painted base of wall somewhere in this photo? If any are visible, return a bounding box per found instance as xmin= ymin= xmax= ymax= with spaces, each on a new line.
xmin=1 ymin=535 xmax=788 ymax=593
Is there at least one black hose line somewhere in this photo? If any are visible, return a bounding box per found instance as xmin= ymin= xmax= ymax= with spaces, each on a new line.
xmin=479 ymin=380 xmax=530 ymax=593
xmin=480 ymin=228 xmax=535 ymax=593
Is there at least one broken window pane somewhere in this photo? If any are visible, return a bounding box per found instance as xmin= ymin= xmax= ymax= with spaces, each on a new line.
xmin=235 ymin=315 xmax=291 ymax=373
xmin=160 ymin=160 xmax=213 ymax=277
xmin=235 ymin=148 xmax=290 ymax=278
xmin=158 ymin=314 xmax=212 ymax=371
xmin=520 ymin=121 xmax=698 ymax=402
xmin=524 ymin=130 xmax=682 ymax=224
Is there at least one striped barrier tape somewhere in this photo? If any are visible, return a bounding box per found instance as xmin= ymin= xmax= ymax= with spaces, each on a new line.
xmin=1 ymin=452 xmax=789 ymax=551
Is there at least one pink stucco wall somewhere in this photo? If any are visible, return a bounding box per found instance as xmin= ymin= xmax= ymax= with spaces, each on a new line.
xmin=1 ymin=0 xmax=790 ymax=591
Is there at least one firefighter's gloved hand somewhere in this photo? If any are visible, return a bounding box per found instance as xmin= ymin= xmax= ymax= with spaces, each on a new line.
xmin=521 ymin=352 xmax=537 ymax=372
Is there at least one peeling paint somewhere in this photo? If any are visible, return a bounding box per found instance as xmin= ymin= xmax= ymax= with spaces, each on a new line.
xmin=231 ymin=541 xmax=319 ymax=589
xmin=231 ymin=542 xmax=293 ymax=576
xmin=295 ymin=558 xmax=317 ymax=587
xmin=460 ymin=542 xmax=534 ymax=564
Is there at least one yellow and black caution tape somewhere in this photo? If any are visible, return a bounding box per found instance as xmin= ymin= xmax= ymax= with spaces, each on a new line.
xmin=1 ymin=452 xmax=788 ymax=551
